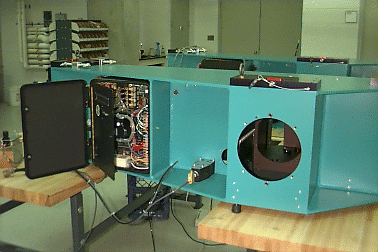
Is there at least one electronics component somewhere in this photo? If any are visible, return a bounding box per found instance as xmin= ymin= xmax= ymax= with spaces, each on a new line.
xmin=198 ymin=58 xmax=243 ymax=70
xmin=297 ymin=57 xmax=349 ymax=64
xmin=230 ymin=74 xmax=319 ymax=91
xmin=115 ymin=155 xmax=131 ymax=168
xmin=92 ymin=78 xmax=150 ymax=174
xmin=187 ymin=158 xmax=215 ymax=184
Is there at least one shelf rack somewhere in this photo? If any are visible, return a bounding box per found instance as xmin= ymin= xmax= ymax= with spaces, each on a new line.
xmin=49 ymin=20 xmax=109 ymax=61
xmin=25 ymin=24 xmax=50 ymax=69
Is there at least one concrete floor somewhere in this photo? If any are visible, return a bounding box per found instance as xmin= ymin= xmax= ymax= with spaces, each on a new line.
xmin=0 ymin=103 xmax=245 ymax=252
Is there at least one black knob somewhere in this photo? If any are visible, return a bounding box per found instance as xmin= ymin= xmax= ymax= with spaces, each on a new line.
xmin=232 ymin=204 xmax=242 ymax=213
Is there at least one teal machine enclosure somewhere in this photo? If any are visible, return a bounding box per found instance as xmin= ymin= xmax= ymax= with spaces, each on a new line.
xmin=51 ymin=65 xmax=378 ymax=214
xmin=168 ymin=52 xmax=378 ymax=77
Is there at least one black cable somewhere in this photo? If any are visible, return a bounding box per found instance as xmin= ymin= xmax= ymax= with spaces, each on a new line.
xmin=148 ymin=212 xmax=156 ymax=252
xmin=74 ymin=161 xmax=181 ymax=226
xmin=210 ymin=199 xmax=213 ymax=211
xmin=76 ymin=171 xmax=112 ymax=213
xmin=148 ymin=181 xmax=187 ymax=210
xmin=80 ymin=172 xmax=98 ymax=241
xmin=170 ymin=198 xmax=225 ymax=247
xmin=150 ymin=160 xmax=179 ymax=205
xmin=135 ymin=161 xmax=180 ymax=224
xmin=75 ymin=170 xmax=141 ymax=225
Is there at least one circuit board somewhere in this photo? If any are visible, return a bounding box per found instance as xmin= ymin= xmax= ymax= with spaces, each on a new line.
xmin=95 ymin=78 xmax=150 ymax=173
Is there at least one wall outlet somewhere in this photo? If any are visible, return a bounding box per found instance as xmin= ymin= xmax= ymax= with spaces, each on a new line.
xmin=207 ymin=35 xmax=215 ymax=41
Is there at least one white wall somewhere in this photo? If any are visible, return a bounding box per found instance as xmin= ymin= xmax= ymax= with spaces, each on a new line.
xmin=0 ymin=10 xmax=4 ymax=102
xmin=301 ymin=0 xmax=362 ymax=59
xmin=139 ymin=0 xmax=171 ymax=56
xmin=0 ymin=3 xmax=143 ymax=251
xmin=24 ymin=0 xmax=87 ymax=23
xmin=359 ymin=1 xmax=378 ymax=61
xmin=0 ymin=0 xmax=87 ymax=104
xmin=189 ymin=0 xmax=219 ymax=53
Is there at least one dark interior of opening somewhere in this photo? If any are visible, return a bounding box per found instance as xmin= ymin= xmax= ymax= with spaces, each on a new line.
xmin=237 ymin=118 xmax=301 ymax=181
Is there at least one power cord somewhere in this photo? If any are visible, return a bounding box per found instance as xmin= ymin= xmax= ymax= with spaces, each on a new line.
xmin=148 ymin=212 xmax=156 ymax=252
xmin=150 ymin=161 xmax=178 ymax=205
xmin=75 ymin=161 xmax=190 ymax=252
xmin=185 ymin=191 xmax=196 ymax=210
xmin=249 ymin=75 xmax=310 ymax=91
xmin=75 ymin=170 xmax=142 ymax=225
xmin=178 ymin=52 xmax=184 ymax=67
xmin=74 ymin=161 xmax=181 ymax=226
xmin=170 ymin=198 xmax=225 ymax=247
xmin=147 ymin=181 xmax=188 ymax=211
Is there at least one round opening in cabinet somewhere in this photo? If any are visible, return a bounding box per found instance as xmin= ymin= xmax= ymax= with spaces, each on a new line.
xmin=237 ymin=118 xmax=301 ymax=181
xmin=115 ymin=113 xmax=135 ymax=142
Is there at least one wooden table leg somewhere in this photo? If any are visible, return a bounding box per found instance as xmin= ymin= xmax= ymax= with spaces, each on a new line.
xmin=70 ymin=192 xmax=85 ymax=252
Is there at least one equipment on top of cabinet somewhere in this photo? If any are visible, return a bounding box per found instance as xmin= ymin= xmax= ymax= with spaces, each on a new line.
xmin=297 ymin=57 xmax=349 ymax=64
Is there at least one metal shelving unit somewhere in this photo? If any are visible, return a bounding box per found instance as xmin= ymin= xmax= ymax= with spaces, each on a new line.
xmin=50 ymin=20 xmax=109 ymax=61
xmin=25 ymin=24 xmax=50 ymax=69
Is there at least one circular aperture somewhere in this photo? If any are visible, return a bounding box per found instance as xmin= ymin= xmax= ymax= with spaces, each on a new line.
xmin=237 ymin=118 xmax=301 ymax=181
xmin=115 ymin=113 xmax=135 ymax=141
xmin=221 ymin=149 xmax=228 ymax=164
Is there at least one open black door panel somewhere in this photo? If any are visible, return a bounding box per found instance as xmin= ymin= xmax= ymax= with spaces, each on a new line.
xmin=21 ymin=80 xmax=88 ymax=179
xmin=90 ymin=82 xmax=115 ymax=180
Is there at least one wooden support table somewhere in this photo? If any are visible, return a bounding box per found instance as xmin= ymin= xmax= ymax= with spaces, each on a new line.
xmin=198 ymin=202 xmax=378 ymax=252
xmin=0 ymin=164 xmax=106 ymax=251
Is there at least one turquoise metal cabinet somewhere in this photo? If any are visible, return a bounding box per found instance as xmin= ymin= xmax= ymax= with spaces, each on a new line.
xmin=168 ymin=53 xmax=378 ymax=77
xmin=252 ymin=60 xmax=296 ymax=73
xmin=296 ymin=62 xmax=349 ymax=76
xmin=51 ymin=65 xmax=378 ymax=214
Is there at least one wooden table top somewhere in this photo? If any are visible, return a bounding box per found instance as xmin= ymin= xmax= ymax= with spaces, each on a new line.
xmin=198 ymin=202 xmax=378 ymax=252
xmin=0 ymin=164 xmax=106 ymax=207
